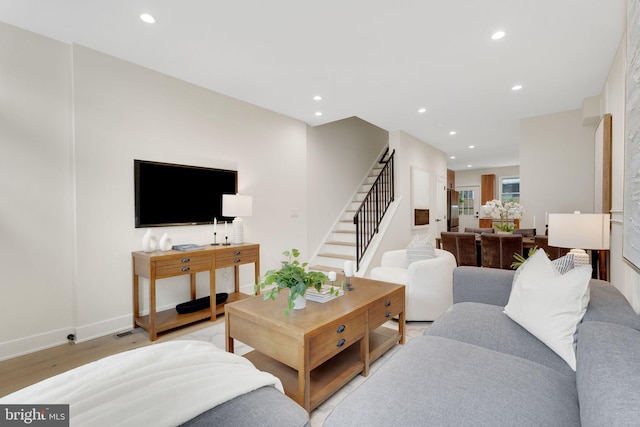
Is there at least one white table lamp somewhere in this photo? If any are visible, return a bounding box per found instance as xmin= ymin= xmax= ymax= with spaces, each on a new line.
xmin=222 ymin=194 xmax=253 ymax=244
xmin=548 ymin=212 xmax=610 ymax=268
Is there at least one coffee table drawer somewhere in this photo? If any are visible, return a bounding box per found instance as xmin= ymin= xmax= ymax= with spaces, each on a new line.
xmin=155 ymin=255 xmax=211 ymax=278
xmin=309 ymin=312 xmax=366 ymax=368
xmin=368 ymin=291 xmax=404 ymax=330
xmin=216 ymin=248 xmax=258 ymax=268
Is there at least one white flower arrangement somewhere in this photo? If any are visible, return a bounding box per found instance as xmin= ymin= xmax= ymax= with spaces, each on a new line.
xmin=483 ymin=199 xmax=525 ymax=232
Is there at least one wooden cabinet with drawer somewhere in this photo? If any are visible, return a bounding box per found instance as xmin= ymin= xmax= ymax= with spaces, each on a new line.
xmin=132 ymin=243 xmax=259 ymax=341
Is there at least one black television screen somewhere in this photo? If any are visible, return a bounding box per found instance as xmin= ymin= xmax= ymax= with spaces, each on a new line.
xmin=134 ymin=160 xmax=237 ymax=227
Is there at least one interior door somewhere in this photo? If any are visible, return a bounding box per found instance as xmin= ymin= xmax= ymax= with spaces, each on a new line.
xmin=435 ymin=175 xmax=447 ymax=235
xmin=456 ymin=185 xmax=480 ymax=231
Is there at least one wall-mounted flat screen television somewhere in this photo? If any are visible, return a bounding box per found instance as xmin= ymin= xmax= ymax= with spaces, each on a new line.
xmin=134 ymin=159 xmax=237 ymax=228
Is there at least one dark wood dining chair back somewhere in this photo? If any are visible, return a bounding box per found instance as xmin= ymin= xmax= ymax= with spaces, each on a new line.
xmin=441 ymin=232 xmax=477 ymax=266
xmin=481 ymin=234 xmax=523 ymax=269
xmin=514 ymin=228 xmax=536 ymax=237
xmin=534 ymin=235 xmax=570 ymax=260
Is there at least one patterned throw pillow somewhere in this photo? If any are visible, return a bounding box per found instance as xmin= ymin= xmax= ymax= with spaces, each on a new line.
xmin=512 ymin=252 xmax=575 ymax=285
xmin=406 ymin=234 xmax=437 ymax=267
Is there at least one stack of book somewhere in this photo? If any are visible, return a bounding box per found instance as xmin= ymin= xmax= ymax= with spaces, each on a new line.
xmin=306 ymin=284 xmax=344 ymax=303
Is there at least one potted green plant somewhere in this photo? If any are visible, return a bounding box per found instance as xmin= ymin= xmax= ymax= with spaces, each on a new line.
xmin=257 ymin=249 xmax=333 ymax=315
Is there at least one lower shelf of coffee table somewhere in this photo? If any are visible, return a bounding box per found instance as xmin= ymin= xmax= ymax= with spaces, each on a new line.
xmin=243 ymin=325 xmax=400 ymax=411
xmin=244 ymin=340 xmax=364 ymax=411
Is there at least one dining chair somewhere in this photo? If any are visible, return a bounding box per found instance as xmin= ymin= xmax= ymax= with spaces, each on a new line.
xmin=534 ymin=235 xmax=570 ymax=260
xmin=481 ymin=234 xmax=523 ymax=269
xmin=441 ymin=232 xmax=478 ymax=266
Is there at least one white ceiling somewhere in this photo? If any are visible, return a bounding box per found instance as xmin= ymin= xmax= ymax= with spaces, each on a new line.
xmin=0 ymin=0 xmax=626 ymax=170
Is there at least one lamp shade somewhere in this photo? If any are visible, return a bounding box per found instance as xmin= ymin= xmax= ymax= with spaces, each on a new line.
xmin=548 ymin=213 xmax=610 ymax=250
xmin=222 ymin=194 xmax=253 ymax=218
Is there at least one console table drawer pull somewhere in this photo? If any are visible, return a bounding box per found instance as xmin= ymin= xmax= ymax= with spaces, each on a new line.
xmin=234 ymin=251 xmax=241 ymax=255
xmin=385 ymin=311 xmax=391 ymax=318
xmin=385 ymin=300 xmax=391 ymax=307
xmin=336 ymin=324 xmax=346 ymax=333
xmin=181 ymin=258 xmax=191 ymax=263
xmin=181 ymin=266 xmax=190 ymax=272
xmin=336 ymin=338 xmax=346 ymax=347
xmin=234 ymin=258 xmax=241 ymax=263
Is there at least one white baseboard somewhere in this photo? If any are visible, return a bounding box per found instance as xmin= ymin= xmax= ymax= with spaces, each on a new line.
xmin=0 ymin=327 xmax=75 ymax=362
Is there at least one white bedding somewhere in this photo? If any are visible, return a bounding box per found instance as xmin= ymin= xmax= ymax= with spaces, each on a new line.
xmin=0 ymin=340 xmax=283 ymax=427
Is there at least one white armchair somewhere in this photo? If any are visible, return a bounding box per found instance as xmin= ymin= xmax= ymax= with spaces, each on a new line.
xmin=370 ymin=248 xmax=456 ymax=321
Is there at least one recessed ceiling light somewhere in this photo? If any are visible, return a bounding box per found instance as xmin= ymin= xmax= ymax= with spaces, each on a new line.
xmin=418 ymin=108 xmax=427 ymax=114
xmin=315 ymin=112 xmax=322 ymax=116
xmin=468 ymin=145 xmax=475 ymax=149
xmin=140 ymin=13 xmax=156 ymax=24
xmin=491 ymin=31 xmax=505 ymax=40
xmin=313 ymin=95 xmax=322 ymax=101
xmin=449 ymin=131 xmax=457 ymax=135
xmin=512 ymin=84 xmax=523 ymax=91
xmin=467 ymin=164 xmax=472 ymax=168
xmin=450 ymin=156 xmax=456 ymax=159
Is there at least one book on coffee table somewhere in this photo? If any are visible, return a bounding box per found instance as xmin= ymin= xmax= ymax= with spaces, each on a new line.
xmin=306 ymin=284 xmax=344 ymax=303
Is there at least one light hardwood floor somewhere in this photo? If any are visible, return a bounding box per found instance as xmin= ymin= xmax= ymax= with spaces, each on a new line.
xmin=0 ymin=318 xmax=224 ymax=398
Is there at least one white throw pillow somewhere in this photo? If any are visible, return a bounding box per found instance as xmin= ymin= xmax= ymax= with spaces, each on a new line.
xmin=504 ymin=250 xmax=591 ymax=370
xmin=406 ymin=234 xmax=436 ymax=267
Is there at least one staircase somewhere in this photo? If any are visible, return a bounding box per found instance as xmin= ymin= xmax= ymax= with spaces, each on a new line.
xmin=311 ymin=149 xmax=394 ymax=274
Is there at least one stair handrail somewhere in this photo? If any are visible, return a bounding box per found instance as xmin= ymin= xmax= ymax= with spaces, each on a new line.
xmin=353 ymin=149 xmax=395 ymax=270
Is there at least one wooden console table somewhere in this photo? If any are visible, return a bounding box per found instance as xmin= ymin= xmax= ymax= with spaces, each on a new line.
xmin=225 ymin=276 xmax=404 ymax=412
xmin=132 ymin=243 xmax=259 ymax=340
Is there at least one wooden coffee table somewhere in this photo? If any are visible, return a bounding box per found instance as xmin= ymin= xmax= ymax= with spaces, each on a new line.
xmin=225 ymin=276 xmax=405 ymax=412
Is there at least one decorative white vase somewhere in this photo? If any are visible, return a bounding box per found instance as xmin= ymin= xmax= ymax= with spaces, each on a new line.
xmin=142 ymin=230 xmax=158 ymax=252
xmin=496 ymin=231 xmax=513 ymax=235
xmin=159 ymin=233 xmax=172 ymax=251
xmin=292 ymin=293 xmax=307 ymax=310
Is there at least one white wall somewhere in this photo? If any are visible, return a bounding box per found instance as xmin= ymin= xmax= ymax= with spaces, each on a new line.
xmin=365 ymin=131 xmax=448 ymax=273
xmin=71 ymin=44 xmax=311 ymax=340
xmin=0 ymin=24 xmax=75 ymax=358
xmin=1 ymin=23 xmax=396 ymax=359
xmin=601 ymin=32 xmax=640 ymax=312
xmin=520 ymin=109 xmax=597 ymax=236
xmin=307 ymin=117 xmax=389 ymax=254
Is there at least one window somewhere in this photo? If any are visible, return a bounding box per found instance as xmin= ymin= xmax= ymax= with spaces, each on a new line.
xmin=501 ymin=177 xmax=520 ymax=203
xmin=459 ymin=189 xmax=475 ymax=216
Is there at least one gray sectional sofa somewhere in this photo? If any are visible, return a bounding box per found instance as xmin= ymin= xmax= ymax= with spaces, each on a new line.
xmin=324 ymin=266 xmax=640 ymax=426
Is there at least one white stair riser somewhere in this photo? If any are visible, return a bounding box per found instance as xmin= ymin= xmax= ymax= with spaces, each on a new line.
xmin=332 ymin=232 xmax=356 ymax=243
xmin=354 ymin=193 xmax=366 ymax=202
xmin=324 ymin=243 xmax=355 ymax=256
xmin=336 ymin=222 xmax=357 ymax=232
xmin=315 ymin=256 xmax=353 ymax=270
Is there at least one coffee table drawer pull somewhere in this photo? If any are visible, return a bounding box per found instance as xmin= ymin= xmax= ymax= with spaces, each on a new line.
xmin=234 ymin=251 xmax=241 ymax=255
xmin=181 ymin=258 xmax=190 ymax=263
xmin=336 ymin=324 xmax=346 ymax=333
xmin=336 ymin=338 xmax=346 ymax=347
xmin=385 ymin=299 xmax=391 ymax=307
xmin=181 ymin=266 xmax=190 ymax=272
xmin=385 ymin=311 xmax=391 ymax=318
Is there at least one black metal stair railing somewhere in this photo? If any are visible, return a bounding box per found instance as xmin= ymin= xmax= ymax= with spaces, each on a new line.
xmin=353 ymin=149 xmax=395 ymax=271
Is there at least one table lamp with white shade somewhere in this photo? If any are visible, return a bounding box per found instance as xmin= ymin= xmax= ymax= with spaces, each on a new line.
xmin=222 ymin=194 xmax=253 ymax=244
xmin=548 ymin=212 xmax=610 ymax=268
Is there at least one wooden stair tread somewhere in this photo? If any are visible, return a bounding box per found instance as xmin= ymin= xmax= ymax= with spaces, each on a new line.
xmin=317 ymin=253 xmax=356 ymax=260
xmin=326 ymin=241 xmax=356 ymax=247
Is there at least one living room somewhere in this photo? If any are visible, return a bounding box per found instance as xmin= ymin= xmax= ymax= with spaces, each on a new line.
xmin=1 ymin=1 xmax=638 ymax=423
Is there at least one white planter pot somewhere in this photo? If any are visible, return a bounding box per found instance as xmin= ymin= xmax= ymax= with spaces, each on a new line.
xmin=292 ymin=294 xmax=307 ymax=310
